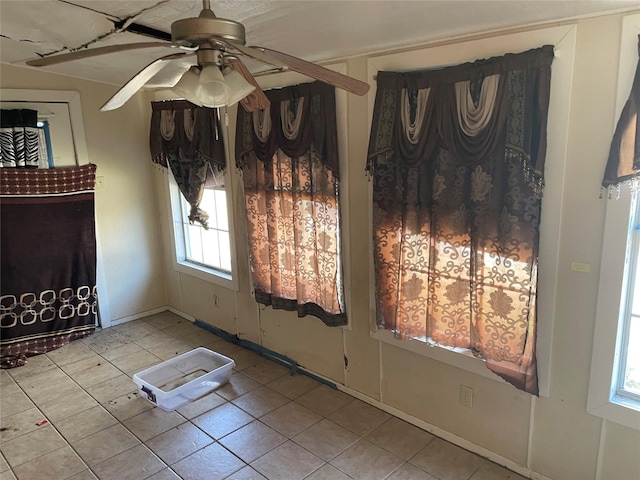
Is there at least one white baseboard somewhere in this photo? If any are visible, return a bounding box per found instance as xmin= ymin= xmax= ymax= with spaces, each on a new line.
xmin=108 ymin=306 xmax=172 ymax=326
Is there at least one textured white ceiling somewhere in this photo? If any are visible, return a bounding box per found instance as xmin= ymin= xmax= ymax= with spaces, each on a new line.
xmin=1 ymin=0 xmax=638 ymax=89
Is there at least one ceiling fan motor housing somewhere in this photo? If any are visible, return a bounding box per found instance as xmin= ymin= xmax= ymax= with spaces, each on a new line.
xmin=171 ymin=10 xmax=246 ymax=46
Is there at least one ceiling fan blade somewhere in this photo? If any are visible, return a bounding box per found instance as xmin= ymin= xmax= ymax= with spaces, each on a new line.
xmin=100 ymin=52 xmax=194 ymax=112
xmin=26 ymin=42 xmax=191 ymax=67
xmin=222 ymin=41 xmax=370 ymax=97
xmin=228 ymin=58 xmax=270 ymax=112
xmin=256 ymin=47 xmax=370 ymax=96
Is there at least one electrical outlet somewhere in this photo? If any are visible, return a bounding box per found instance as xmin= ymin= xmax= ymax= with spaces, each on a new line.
xmin=460 ymin=385 xmax=473 ymax=408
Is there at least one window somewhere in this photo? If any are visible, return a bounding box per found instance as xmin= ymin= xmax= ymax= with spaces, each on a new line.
xmin=618 ymin=198 xmax=640 ymax=405
xmin=367 ymin=24 xmax=577 ymax=396
xmin=168 ymin=169 xmax=237 ymax=288
xmin=179 ymin=185 xmax=231 ymax=274
xmin=588 ymin=12 xmax=640 ymax=429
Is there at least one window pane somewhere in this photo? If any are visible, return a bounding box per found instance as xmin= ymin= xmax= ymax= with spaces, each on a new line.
xmin=215 ymin=189 xmax=229 ymax=231
xmin=623 ymin=314 xmax=640 ymax=395
xmin=202 ymin=227 xmax=221 ymax=268
xmin=199 ymin=189 xmax=218 ymax=230
xmin=218 ymin=230 xmax=232 ymax=272
xmin=186 ymin=224 xmax=204 ymax=264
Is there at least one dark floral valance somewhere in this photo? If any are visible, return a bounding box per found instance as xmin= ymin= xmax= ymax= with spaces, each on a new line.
xmin=368 ymin=45 xmax=554 ymax=197
xmin=235 ymin=81 xmax=340 ymax=178
xmin=602 ymin=35 xmax=640 ymax=195
xmin=149 ymin=100 xmax=226 ymax=228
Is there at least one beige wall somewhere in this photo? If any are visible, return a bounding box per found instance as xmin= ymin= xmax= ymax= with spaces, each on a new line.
xmin=3 ymin=8 xmax=639 ymax=480
xmin=152 ymin=12 xmax=640 ymax=480
xmin=0 ymin=66 xmax=168 ymax=321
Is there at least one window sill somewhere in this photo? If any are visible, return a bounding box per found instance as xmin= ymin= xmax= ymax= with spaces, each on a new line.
xmin=174 ymin=259 xmax=237 ymax=291
xmin=587 ymin=394 xmax=640 ymax=431
xmin=372 ymin=329 xmax=507 ymax=385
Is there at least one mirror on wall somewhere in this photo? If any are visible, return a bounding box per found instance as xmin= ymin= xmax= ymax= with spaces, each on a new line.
xmin=0 ymin=89 xmax=89 ymax=167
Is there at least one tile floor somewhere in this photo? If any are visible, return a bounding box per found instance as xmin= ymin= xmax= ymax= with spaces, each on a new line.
xmin=0 ymin=312 xmax=527 ymax=480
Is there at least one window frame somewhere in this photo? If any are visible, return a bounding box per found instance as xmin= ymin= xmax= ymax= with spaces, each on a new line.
xmin=367 ymin=24 xmax=577 ymax=396
xmin=165 ymin=125 xmax=239 ymax=291
xmin=588 ymin=11 xmax=640 ymax=430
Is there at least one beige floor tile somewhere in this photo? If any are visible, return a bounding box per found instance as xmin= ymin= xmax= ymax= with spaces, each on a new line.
xmin=203 ymin=339 xmax=241 ymax=355
xmin=219 ymin=420 xmax=287 ymax=463
xmin=241 ymin=360 xmax=289 ymax=385
xmin=145 ymin=339 xmax=193 ymax=361
xmin=0 ymin=407 xmax=47 ymax=442
xmin=0 ymin=391 xmax=34 ymax=418
xmin=468 ymin=461 xmax=527 ymax=480
xmin=295 ymin=384 xmax=353 ymax=417
xmin=91 ymin=338 xmax=139 ymax=359
xmin=60 ymin=354 xmax=105 ymax=376
xmin=143 ymin=312 xmax=183 ymax=330
xmin=122 ymin=407 xmax=185 ymax=442
xmin=0 ymin=425 xmax=67 ymax=467
xmin=193 ymin=402 xmax=254 ymax=439
xmin=0 ymin=378 xmax=21 ymax=399
xmin=216 ymin=372 xmax=261 ymax=400
xmin=67 ymin=470 xmax=99 ymax=480
xmin=366 ymin=417 xmax=435 ymax=460
xmin=145 ymin=422 xmax=213 ymax=465
xmin=305 ymin=464 xmax=352 ymax=480
xmin=266 ymin=373 xmax=321 ymax=399
xmin=292 ymin=418 xmax=359 ymax=461
xmin=231 ymin=386 xmax=289 ymax=417
xmin=54 ymin=405 xmax=118 ymax=443
xmin=69 ymin=361 xmax=122 ymax=388
xmin=14 ymin=366 xmax=67 ymax=390
xmin=145 ymin=468 xmax=181 ymax=480
xmin=226 ymin=465 xmax=268 ymax=480
xmin=409 ymin=438 xmax=485 ymax=480
xmin=331 ymin=439 xmax=404 ymax=480
xmin=111 ymin=350 xmax=162 ymax=375
xmin=387 ymin=463 xmax=439 ymax=480
xmin=114 ymin=322 xmax=159 ymax=342
xmin=71 ymin=424 xmax=140 ymax=466
xmin=38 ymin=390 xmax=98 ymax=423
xmin=46 ymin=342 xmax=96 ymax=366
xmin=172 ymin=443 xmax=245 ymax=480
xmin=0 ymin=471 xmax=16 ymax=480
xmin=159 ymin=321 xmax=203 ymax=339
xmin=12 ymin=445 xmax=86 ymax=480
xmin=133 ymin=331 xmax=175 ymax=349
xmin=0 ymin=453 xmax=8 ymax=472
xmin=228 ymin=349 xmax=267 ymax=371
xmin=329 ymin=398 xmax=390 ymax=436
xmin=103 ymin=391 xmax=154 ymax=421
xmin=85 ymin=374 xmax=137 ymax=403
xmin=92 ymin=444 xmax=165 ymax=480
xmin=6 ymin=355 xmax=56 ymax=383
xmin=260 ymin=401 xmax=322 ymax=438
xmin=22 ymin=375 xmax=83 ymax=406
xmin=251 ymin=440 xmax=324 ymax=480
xmin=176 ymin=391 xmax=226 ymax=419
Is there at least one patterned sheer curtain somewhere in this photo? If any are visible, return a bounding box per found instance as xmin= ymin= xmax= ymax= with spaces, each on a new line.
xmin=150 ymin=100 xmax=226 ymax=228
xmin=602 ymin=35 xmax=640 ymax=193
xmin=367 ymin=46 xmax=554 ymax=394
xmin=235 ymin=81 xmax=346 ymax=326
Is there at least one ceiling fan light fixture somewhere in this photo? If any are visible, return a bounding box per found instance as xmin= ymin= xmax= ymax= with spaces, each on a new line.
xmin=172 ymin=66 xmax=203 ymax=106
xmin=223 ymin=67 xmax=256 ymax=106
xmin=198 ymin=64 xmax=230 ymax=107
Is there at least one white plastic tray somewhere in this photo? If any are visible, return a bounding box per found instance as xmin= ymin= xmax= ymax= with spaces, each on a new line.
xmin=133 ymin=347 xmax=235 ymax=411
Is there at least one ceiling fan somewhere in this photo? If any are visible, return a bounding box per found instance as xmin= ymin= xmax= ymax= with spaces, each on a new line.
xmin=25 ymin=0 xmax=370 ymax=113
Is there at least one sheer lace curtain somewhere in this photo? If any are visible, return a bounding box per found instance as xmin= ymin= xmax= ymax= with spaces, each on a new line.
xmin=367 ymin=46 xmax=554 ymax=394
xmin=235 ymin=82 xmax=346 ymax=326
xmin=149 ymin=100 xmax=226 ymax=228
